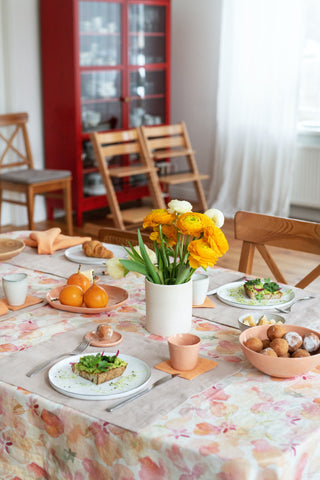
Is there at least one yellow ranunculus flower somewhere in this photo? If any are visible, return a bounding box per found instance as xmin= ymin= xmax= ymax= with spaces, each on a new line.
xmin=162 ymin=224 xmax=177 ymax=246
xmin=203 ymin=225 xmax=229 ymax=256
xmin=143 ymin=209 xmax=175 ymax=228
xmin=176 ymin=212 xmax=214 ymax=237
xmin=187 ymin=238 xmax=219 ymax=269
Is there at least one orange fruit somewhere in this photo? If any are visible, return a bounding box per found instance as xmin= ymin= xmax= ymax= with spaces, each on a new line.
xmin=67 ymin=264 xmax=91 ymax=292
xmin=59 ymin=284 xmax=84 ymax=307
xmin=84 ymin=282 xmax=108 ymax=308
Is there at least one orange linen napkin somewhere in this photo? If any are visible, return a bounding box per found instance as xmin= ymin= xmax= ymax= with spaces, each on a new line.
xmin=155 ymin=358 xmax=218 ymax=380
xmin=23 ymin=228 xmax=91 ymax=254
xmin=193 ymin=296 xmax=216 ymax=308
xmin=0 ymin=295 xmax=43 ymax=311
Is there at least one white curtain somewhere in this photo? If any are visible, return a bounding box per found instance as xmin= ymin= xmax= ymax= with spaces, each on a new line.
xmin=208 ymin=0 xmax=305 ymax=218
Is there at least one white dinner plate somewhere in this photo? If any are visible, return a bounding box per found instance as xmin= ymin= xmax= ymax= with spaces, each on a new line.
xmin=49 ymin=353 xmax=151 ymax=400
xmin=217 ymin=281 xmax=295 ymax=310
xmin=65 ymin=243 xmax=127 ymax=264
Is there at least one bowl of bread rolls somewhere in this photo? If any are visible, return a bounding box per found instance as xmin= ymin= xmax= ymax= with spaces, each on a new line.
xmin=239 ymin=324 xmax=320 ymax=378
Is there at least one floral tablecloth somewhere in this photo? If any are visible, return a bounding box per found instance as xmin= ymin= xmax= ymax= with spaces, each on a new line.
xmin=1 ymin=232 xmax=320 ymax=480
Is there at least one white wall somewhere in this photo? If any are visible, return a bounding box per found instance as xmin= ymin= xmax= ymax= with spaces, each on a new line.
xmin=0 ymin=0 xmax=45 ymax=225
xmin=171 ymin=0 xmax=222 ymax=201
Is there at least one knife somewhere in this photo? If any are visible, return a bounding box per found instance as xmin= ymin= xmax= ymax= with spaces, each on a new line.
xmin=207 ymin=276 xmax=247 ymax=296
xmin=106 ymin=374 xmax=179 ymax=412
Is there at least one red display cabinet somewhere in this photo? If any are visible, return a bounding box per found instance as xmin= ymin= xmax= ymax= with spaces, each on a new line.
xmin=40 ymin=0 xmax=171 ymax=225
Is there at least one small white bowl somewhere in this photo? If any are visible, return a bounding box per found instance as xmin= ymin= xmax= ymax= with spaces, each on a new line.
xmin=238 ymin=312 xmax=285 ymax=331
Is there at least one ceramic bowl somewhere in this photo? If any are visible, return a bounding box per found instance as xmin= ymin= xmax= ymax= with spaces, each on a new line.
xmin=239 ymin=324 xmax=320 ymax=378
xmin=238 ymin=312 xmax=285 ymax=331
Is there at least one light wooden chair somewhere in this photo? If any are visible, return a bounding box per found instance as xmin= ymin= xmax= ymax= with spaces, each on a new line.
xmin=90 ymin=128 xmax=165 ymax=230
xmin=0 ymin=112 xmax=73 ymax=234
xmin=234 ymin=210 xmax=320 ymax=289
xmin=99 ymin=227 xmax=155 ymax=250
xmin=140 ymin=122 xmax=209 ymax=211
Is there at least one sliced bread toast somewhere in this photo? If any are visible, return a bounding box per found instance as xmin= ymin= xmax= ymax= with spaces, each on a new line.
xmin=72 ymin=363 xmax=127 ymax=385
xmin=244 ymin=278 xmax=282 ymax=301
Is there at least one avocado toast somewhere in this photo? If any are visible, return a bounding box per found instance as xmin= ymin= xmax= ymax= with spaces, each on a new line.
xmin=244 ymin=278 xmax=282 ymax=301
xmin=71 ymin=351 xmax=127 ymax=385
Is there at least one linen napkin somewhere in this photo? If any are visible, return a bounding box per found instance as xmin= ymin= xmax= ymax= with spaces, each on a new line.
xmin=23 ymin=228 xmax=91 ymax=255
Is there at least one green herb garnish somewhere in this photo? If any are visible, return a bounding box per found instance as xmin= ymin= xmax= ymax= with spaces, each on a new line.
xmin=73 ymin=352 xmax=126 ymax=374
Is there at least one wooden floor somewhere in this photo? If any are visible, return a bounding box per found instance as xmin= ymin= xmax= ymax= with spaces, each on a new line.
xmin=2 ymin=209 xmax=319 ymax=295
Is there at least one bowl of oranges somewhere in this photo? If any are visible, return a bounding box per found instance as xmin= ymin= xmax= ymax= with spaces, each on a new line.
xmin=46 ymin=265 xmax=128 ymax=313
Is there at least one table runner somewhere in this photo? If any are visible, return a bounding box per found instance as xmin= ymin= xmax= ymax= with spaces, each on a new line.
xmin=193 ymin=270 xmax=320 ymax=328
xmin=0 ymin=321 xmax=240 ymax=432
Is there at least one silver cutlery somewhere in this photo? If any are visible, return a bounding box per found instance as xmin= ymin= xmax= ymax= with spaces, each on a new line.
xmin=274 ymin=296 xmax=315 ymax=314
xmin=207 ymin=276 xmax=247 ymax=296
xmin=106 ymin=374 xmax=179 ymax=412
xmin=26 ymin=336 xmax=90 ymax=377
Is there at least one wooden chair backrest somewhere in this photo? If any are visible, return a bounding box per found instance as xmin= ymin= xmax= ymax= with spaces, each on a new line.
xmin=234 ymin=210 xmax=320 ymax=289
xmin=98 ymin=227 xmax=155 ymax=250
xmin=0 ymin=112 xmax=34 ymax=170
xmin=141 ymin=122 xmax=188 ymax=152
xmin=92 ymin=129 xmax=142 ymax=159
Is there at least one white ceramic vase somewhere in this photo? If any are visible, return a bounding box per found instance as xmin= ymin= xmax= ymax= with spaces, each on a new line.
xmin=145 ymin=278 xmax=193 ymax=337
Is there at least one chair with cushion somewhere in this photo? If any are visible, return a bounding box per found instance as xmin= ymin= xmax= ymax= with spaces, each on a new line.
xmin=234 ymin=210 xmax=320 ymax=288
xmin=0 ymin=112 xmax=73 ymax=234
xmin=98 ymin=227 xmax=155 ymax=250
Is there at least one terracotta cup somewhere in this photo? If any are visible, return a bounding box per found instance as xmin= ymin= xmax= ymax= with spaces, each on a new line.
xmin=168 ymin=333 xmax=201 ymax=371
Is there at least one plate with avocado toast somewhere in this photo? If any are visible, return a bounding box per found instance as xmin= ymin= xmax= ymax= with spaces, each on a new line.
xmin=217 ymin=278 xmax=295 ymax=310
xmin=49 ymin=352 xmax=151 ymax=400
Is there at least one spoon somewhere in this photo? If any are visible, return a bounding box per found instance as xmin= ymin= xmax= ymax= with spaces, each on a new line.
xmin=274 ymin=296 xmax=315 ymax=314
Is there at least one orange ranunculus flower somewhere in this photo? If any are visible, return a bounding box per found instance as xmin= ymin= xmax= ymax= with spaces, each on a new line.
xmin=187 ymin=238 xmax=219 ymax=269
xmin=162 ymin=224 xmax=177 ymax=246
xmin=177 ymin=212 xmax=214 ymax=237
xmin=203 ymin=225 xmax=229 ymax=256
xmin=149 ymin=229 xmax=160 ymax=243
xmin=143 ymin=209 xmax=175 ymax=228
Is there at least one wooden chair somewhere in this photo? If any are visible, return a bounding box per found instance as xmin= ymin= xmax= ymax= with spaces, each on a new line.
xmin=90 ymin=128 xmax=165 ymax=230
xmin=0 ymin=112 xmax=73 ymax=234
xmin=140 ymin=122 xmax=209 ymax=211
xmin=99 ymin=227 xmax=155 ymax=250
xmin=234 ymin=210 xmax=320 ymax=289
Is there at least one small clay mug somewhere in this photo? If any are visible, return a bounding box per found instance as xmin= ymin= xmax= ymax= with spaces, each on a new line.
xmin=2 ymin=272 xmax=28 ymax=306
xmin=168 ymin=333 xmax=201 ymax=371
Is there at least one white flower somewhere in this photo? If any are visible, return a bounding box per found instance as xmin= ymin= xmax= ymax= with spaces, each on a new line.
xmin=132 ymin=245 xmax=157 ymax=264
xmin=167 ymin=199 xmax=193 ymax=215
xmin=204 ymin=208 xmax=225 ymax=228
xmin=104 ymin=258 xmax=126 ymax=279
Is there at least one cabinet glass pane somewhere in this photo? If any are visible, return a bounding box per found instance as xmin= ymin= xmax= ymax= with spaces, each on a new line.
xmin=129 ymin=5 xmax=166 ymax=65
xmin=130 ymin=69 xmax=165 ymax=97
xmin=130 ymin=98 xmax=165 ymax=127
xmin=79 ymin=1 xmax=121 ymax=66
xmin=81 ymin=71 xmax=120 ymax=100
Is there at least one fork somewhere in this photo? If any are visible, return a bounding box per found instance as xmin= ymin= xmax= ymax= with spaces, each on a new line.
xmin=26 ymin=336 xmax=90 ymax=377
xmin=274 ymin=296 xmax=315 ymax=314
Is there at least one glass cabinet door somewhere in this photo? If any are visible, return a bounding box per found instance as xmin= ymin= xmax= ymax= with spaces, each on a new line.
xmin=79 ymin=1 xmax=123 ymax=132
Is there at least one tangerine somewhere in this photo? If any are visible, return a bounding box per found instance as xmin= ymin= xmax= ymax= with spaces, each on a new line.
xmin=84 ymin=282 xmax=108 ymax=308
xmin=59 ymin=284 xmax=84 ymax=307
xmin=67 ymin=264 xmax=91 ymax=292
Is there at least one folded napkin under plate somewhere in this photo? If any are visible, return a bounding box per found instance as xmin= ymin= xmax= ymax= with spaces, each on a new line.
xmin=23 ymin=228 xmax=91 ymax=255
xmin=0 ymin=322 xmax=240 ymax=432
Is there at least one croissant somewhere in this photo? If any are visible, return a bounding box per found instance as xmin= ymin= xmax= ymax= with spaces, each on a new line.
xmin=82 ymin=240 xmax=114 ymax=259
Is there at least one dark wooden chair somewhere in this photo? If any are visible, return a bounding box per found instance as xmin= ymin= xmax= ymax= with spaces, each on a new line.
xmin=0 ymin=112 xmax=73 ymax=234
xmin=98 ymin=227 xmax=155 ymax=250
xmin=234 ymin=210 xmax=320 ymax=289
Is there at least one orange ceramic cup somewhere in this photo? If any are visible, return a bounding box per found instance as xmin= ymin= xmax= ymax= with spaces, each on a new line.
xmin=168 ymin=333 xmax=201 ymax=371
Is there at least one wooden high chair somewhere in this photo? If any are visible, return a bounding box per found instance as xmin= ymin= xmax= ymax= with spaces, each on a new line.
xmin=0 ymin=112 xmax=73 ymax=234
xmin=234 ymin=210 xmax=320 ymax=289
xmin=140 ymin=122 xmax=209 ymax=211
xmin=90 ymin=128 xmax=165 ymax=230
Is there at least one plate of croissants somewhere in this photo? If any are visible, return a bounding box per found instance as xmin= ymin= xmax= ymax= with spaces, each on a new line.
xmin=65 ymin=240 xmax=127 ymax=265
